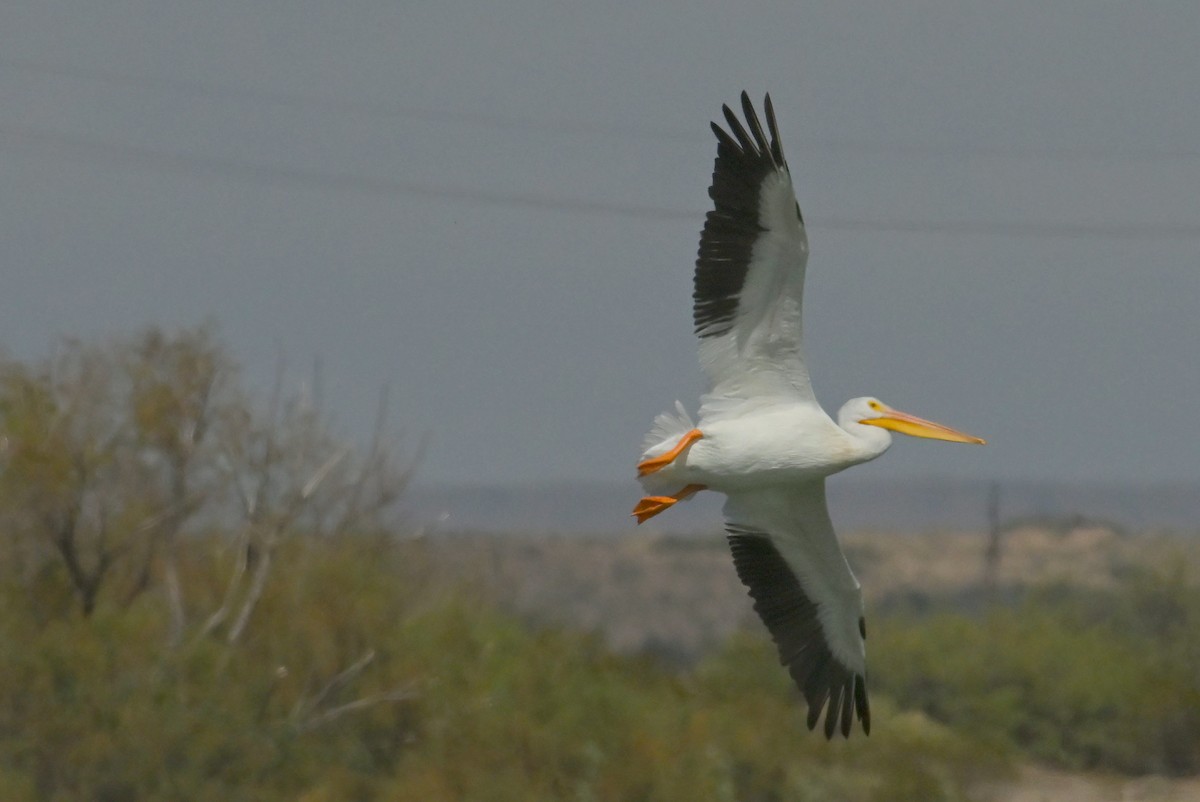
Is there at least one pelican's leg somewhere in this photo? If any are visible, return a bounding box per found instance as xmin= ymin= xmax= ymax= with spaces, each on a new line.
xmin=636 ymin=429 xmax=704 ymax=476
xmin=632 ymin=484 xmax=706 ymax=524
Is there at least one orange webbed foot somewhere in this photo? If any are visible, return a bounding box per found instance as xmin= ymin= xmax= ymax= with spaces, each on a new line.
xmin=631 ymin=484 xmax=706 ymax=524
xmin=636 ymin=429 xmax=704 ymax=477
xmin=632 ymin=496 xmax=676 ymax=524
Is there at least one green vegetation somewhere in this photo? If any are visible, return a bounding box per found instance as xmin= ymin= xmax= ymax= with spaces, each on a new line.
xmin=0 ymin=536 xmax=1011 ymax=802
xmin=3 ymin=525 xmax=1196 ymax=800
xmin=0 ymin=327 xmax=1196 ymax=799
xmin=873 ymin=566 xmax=1200 ymax=775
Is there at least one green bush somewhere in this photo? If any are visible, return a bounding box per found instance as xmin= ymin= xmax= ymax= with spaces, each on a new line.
xmin=0 ymin=538 xmax=428 ymax=801
xmin=2 ymin=524 xmax=1193 ymax=798
xmin=0 ymin=536 xmax=1012 ymax=801
xmin=872 ymin=565 xmax=1200 ymax=774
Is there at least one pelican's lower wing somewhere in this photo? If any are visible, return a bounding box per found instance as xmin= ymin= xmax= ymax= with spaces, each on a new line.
xmin=723 ymin=482 xmax=870 ymax=737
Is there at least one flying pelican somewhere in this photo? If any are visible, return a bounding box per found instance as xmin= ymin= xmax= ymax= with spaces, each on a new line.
xmin=633 ymin=92 xmax=985 ymax=738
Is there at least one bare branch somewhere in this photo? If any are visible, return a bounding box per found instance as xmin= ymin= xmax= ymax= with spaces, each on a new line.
xmin=248 ymin=354 xmax=288 ymax=525
xmin=335 ymin=387 xmax=388 ymax=536
xmin=293 ymin=686 xmax=418 ymax=733
xmin=225 ymin=528 xmax=277 ymax=645
xmin=195 ymin=524 xmax=252 ymax=642
xmin=306 ymin=649 xmax=377 ymax=713
xmin=301 ymin=447 xmax=349 ymax=501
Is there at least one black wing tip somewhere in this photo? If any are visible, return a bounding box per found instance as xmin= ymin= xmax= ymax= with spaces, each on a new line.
xmin=762 ymin=93 xmax=787 ymax=169
xmin=739 ymin=93 xmax=773 ymax=161
xmin=726 ymin=530 xmax=870 ymax=738
xmin=709 ymin=91 xmax=785 ymax=169
xmin=694 ymin=92 xmax=795 ymax=338
xmin=857 ymin=676 xmax=872 ymax=735
xmin=805 ymin=674 xmax=871 ymax=739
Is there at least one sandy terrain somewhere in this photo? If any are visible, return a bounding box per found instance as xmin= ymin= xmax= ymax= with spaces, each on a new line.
xmin=983 ymin=764 xmax=1200 ymax=802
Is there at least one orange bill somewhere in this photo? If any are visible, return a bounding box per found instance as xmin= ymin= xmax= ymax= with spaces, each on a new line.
xmin=861 ymin=403 xmax=986 ymax=445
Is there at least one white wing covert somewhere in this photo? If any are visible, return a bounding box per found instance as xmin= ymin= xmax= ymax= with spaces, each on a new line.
xmin=723 ymin=481 xmax=870 ymax=737
xmin=694 ymin=92 xmax=815 ymax=413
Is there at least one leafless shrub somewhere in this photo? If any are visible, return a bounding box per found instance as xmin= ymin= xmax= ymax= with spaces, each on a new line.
xmin=0 ymin=327 xmax=414 ymax=648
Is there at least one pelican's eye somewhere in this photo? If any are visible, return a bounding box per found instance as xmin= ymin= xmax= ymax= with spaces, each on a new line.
xmin=868 ymin=400 xmax=882 ymax=412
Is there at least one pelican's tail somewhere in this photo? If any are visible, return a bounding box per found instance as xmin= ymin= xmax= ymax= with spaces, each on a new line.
xmin=636 ymin=401 xmax=704 ymax=493
xmin=640 ymin=400 xmax=695 ymax=456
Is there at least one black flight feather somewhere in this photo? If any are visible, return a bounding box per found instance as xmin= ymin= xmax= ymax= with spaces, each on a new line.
xmin=693 ymin=92 xmax=801 ymax=339
xmin=726 ymin=527 xmax=870 ymax=737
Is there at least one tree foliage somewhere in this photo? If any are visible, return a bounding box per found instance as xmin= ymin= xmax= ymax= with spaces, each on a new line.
xmin=0 ymin=325 xmax=411 ymax=635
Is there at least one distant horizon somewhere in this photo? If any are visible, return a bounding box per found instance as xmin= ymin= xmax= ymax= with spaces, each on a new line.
xmin=413 ymin=474 xmax=1200 ymax=491
xmin=407 ymin=475 xmax=1200 ymax=536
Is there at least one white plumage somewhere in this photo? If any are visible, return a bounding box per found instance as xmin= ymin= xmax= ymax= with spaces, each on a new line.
xmin=633 ymin=93 xmax=984 ymax=738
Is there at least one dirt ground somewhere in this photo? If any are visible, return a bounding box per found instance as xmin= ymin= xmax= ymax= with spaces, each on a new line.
xmin=423 ymin=524 xmax=1198 ymax=660
xmin=983 ymin=764 xmax=1200 ymax=802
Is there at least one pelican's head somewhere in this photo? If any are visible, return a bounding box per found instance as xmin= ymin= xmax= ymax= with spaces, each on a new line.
xmin=839 ymin=397 xmax=986 ymax=446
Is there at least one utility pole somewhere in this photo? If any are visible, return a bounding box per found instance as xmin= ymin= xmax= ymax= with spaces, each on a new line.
xmin=983 ymin=481 xmax=1002 ymax=599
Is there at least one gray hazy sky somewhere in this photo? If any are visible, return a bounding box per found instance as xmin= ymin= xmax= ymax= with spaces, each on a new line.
xmin=2 ymin=2 xmax=1198 ymax=487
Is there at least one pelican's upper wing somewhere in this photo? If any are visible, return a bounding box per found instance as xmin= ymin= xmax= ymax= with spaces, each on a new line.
xmin=723 ymin=481 xmax=870 ymax=738
xmin=694 ymin=92 xmax=815 ymax=409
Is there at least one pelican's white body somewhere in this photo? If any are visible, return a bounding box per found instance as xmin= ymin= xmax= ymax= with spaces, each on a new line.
xmin=638 ymin=398 xmax=891 ymax=496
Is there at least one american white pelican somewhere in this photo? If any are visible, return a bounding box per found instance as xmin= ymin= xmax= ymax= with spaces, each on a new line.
xmin=633 ymin=93 xmax=985 ymax=738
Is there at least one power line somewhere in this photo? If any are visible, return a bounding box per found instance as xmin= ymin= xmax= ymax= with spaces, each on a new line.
xmin=0 ymin=122 xmax=694 ymax=218
xmin=5 ymin=55 xmax=1200 ymax=162
xmin=0 ymin=56 xmax=700 ymax=145
xmin=817 ymin=217 xmax=1200 ymax=242
xmin=2 ymin=122 xmax=1199 ymax=242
